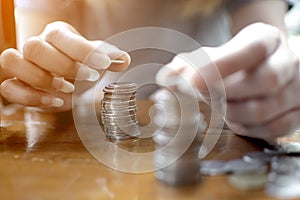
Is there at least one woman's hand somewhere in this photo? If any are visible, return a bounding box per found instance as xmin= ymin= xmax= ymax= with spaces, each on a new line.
xmin=156 ymin=23 xmax=300 ymax=142
xmin=0 ymin=21 xmax=130 ymax=112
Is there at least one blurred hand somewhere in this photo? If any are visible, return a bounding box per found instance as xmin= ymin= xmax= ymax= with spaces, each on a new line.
xmin=156 ymin=23 xmax=300 ymax=142
xmin=0 ymin=21 xmax=130 ymax=112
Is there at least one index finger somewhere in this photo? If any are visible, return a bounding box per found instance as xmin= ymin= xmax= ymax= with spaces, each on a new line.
xmin=41 ymin=21 xmax=130 ymax=71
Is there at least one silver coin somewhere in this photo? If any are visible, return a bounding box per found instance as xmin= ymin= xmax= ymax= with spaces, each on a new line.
xmin=263 ymin=147 xmax=285 ymax=156
xmin=271 ymin=156 xmax=300 ymax=173
xmin=243 ymin=151 xmax=273 ymax=164
xmin=101 ymin=112 xmax=137 ymax=117
xmin=101 ymin=120 xmax=138 ymax=126
xmin=280 ymin=142 xmax=300 ymax=154
xmin=102 ymin=99 xmax=136 ymax=104
xmin=266 ymin=182 xmax=300 ymax=199
xmin=105 ymin=120 xmax=137 ymax=125
xmin=105 ymin=129 xmax=140 ymax=136
xmin=228 ymin=171 xmax=268 ymax=191
xmin=103 ymin=93 xmax=136 ymax=98
xmin=268 ymin=171 xmax=300 ymax=187
xmin=101 ymin=109 xmax=136 ymax=113
xmin=101 ymin=101 xmax=136 ymax=107
xmin=101 ymin=103 xmax=136 ymax=108
xmin=102 ymin=106 xmax=136 ymax=111
xmin=224 ymin=159 xmax=267 ymax=174
xmin=101 ymin=115 xmax=137 ymax=120
xmin=101 ymin=117 xmax=138 ymax=123
xmin=105 ymin=129 xmax=140 ymax=138
xmin=104 ymin=124 xmax=140 ymax=131
xmin=103 ymin=87 xmax=136 ymax=92
xmin=104 ymin=82 xmax=137 ymax=89
xmin=200 ymin=160 xmax=227 ymax=176
xmin=105 ymin=126 xmax=138 ymax=133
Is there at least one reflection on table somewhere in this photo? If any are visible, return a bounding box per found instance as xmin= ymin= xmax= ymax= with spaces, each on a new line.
xmin=0 ymin=101 xmax=299 ymax=200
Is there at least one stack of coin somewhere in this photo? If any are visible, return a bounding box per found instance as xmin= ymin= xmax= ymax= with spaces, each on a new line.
xmin=100 ymin=82 xmax=140 ymax=140
xmin=152 ymin=89 xmax=207 ymax=186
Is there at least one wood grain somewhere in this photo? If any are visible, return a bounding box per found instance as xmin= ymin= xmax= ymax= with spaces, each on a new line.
xmin=0 ymin=101 xmax=298 ymax=200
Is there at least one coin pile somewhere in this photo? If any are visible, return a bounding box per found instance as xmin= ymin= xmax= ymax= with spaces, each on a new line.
xmin=100 ymin=82 xmax=140 ymax=140
xmin=200 ymin=144 xmax=300 ymax=199
xmin=266 ymin=155 xmax=300 ymax=199
xmin=152 ymin=89 xmax=207 ymax=186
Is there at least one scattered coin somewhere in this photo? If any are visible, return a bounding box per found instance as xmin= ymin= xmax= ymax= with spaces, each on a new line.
xmin=271 ymin=156 xmax=300 ymax=174
xmin=279 ymin=142 xmax=300 ymax=154
xmin=200 ymin=160 xmax=227 ymax=176
xmin=224 ymin=159 xmax=267 ymax=174
xmin=268 ymin=171 xmax=300 ymax=187
xmin=228 ymin=171 xmax=268 ymax=191
xmin=263 ymin=147 xmax=285 ymax=156
xmin=266 ymin=180 xmax=300 ymax=199
xmin=149 ymin=88 xmax=300 ymax=195
xmin=243 ymin=151 xmax=273 ymax=164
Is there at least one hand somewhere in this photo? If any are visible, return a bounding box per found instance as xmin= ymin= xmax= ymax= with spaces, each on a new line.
xmin=0 ymin=21 xmax=130 ymax=112
xmin=156 ymin=23 xmax=300 ymax=142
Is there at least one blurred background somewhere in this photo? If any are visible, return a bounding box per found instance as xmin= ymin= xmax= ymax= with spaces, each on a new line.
xmin=286 ymin=0 xmax=300 ymax=56
xmin=0 ymin=0 xmax=300 ymax=83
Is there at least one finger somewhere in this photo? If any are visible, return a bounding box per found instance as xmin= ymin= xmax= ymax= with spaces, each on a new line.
xmin=225 ymin=121 xmax=248 ymax=137
xmin=155 ymin=54 xmax=204 ymax=100
xmin=240 ymin=108 xmax=300 ymax=142
xmin=0 ymin=78 xmax=65 ymax=108
xmin=193 ymin=23 xmax=281 ymax=91
xmin=156 ymin=23 xmax=281 ymax=92
xmin=1 ymin=48 xmax=74 ymax=93
xmin=224 ymin=44 xmax=299 ymax=99
xmin=156 ymin=55 xmax=189 ymax=87
xmin=23 ymin=36 xmax=100 ymax=81
xmin=225 ymin=120 xmax=274 ymax=142
xmin=41 ymin=21 xmax=130 ymax=70
xmin=226 ymin=75 xmax=300 ymax=125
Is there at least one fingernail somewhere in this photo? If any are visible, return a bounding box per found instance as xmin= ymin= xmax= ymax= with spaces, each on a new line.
xmin=41 ymin=96 xmax=64 ymax=107
xmin=52 ymin=77 xmax=75 ymax=93
xmin=85 ymin=51 xmax=111 ymax=69
xmin=51 ymin=98 xmax=64 ymax=107
xmin=77 ymin=65 xmax=100 ymax=81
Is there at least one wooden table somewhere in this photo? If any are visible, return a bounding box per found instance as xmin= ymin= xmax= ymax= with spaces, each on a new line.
xmin=0 ymin=100 xmax=298 ymax=200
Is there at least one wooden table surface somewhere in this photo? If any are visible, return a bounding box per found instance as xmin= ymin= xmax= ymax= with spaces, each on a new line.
xmin=0 ymin=100 xmax=299 ymax=200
